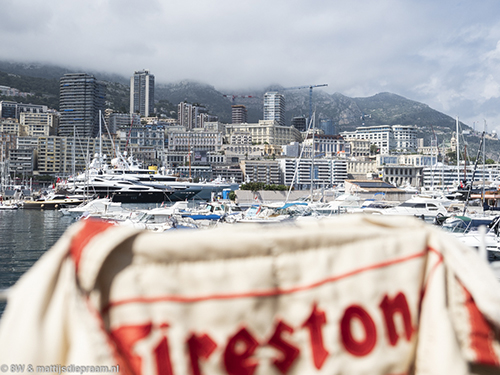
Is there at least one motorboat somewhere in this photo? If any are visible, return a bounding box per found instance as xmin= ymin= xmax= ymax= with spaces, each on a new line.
xmin=311 ymin=194 xmax=364 ymax=215
xmin=118 ymin=202 xmax=199 ymax=232
xmin=237 ymin=202 xmax=311 ymax=224
xmin=59 ymin=197 xmax=127 ymax=217
xmin=0 ymin=202 xmax=19 ymax=210
xmin=179 ymin=201 xmax=244 ymax=223
xmin=440 ymin=215 xmax=500 ymax=263
xmin=380 ymin=196 xmax=448 ymax=222
xmin=22 ymin=193 xmax=84 ymax=210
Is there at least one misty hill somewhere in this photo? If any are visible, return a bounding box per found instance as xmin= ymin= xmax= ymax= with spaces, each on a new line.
xmin=0 ymin=60 xmax=488 ymax=148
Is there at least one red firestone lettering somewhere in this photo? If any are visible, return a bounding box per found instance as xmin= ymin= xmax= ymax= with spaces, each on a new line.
xmin=110 ymin=323 xmax=174 ymax=375
xmin=187 ymin=333 xmax=217 ymax=375
xmin=340 ymin=305 xmax=377 ymax=357
xmin=223 ymin=327 xmax=259 ymax=375
xmin=302 ymin=303 xmax=329 ymax=369
xmin=154 ymin=335 xmax=174 ymax=375
xmin=267 ymin=320 xmax=300 ymax=374
xmin=110 ymin=323 xmax=152 ymax=374
xmin=379 ymin=292 xmax=414 ymax=346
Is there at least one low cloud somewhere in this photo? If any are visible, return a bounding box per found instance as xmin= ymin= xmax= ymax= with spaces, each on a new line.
xmin=1 ymin=0 xmax=500 ymax=131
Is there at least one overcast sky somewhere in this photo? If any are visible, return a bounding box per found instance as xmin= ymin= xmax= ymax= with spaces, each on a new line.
xmin=2 ymin=0 xmax=500 ymax=132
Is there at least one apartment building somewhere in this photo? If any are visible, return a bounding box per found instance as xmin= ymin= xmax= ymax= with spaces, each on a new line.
xmin=263 ymin=92 xmax=285 ymax=126
xmin=240 ymin=160 xmax=281 ymax=185
xmin=130 ymin=70 xmax=155 ymax=117
xmin=279 ymin=158 xmax=348 ymax=189
xmin=0 ymin=118 xmax=20 ymax=135
xmin=0 ymin=101 xmax=47 ymax=120
xmin=0 ymin=133 xmax=16 ymax=162
xmin=20 ymin=112 xmax=59 ymax=137
xmin=59 ymin=73 xmax=106 ymax=138
xmin=108 ymin=113 xmax=140 ymax=133
xmin=178 ymin=102 xmax=212 ymax=130
xmin=36 ymin=136 xmax=124 ymax=175
xmin=231 ymin=105 xmax=247 ymax=124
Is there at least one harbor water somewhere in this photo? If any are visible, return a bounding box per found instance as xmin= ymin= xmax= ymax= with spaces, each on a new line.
xmin=0 ymin=209 xmax=73 ymax=315
xmin=0 ymin=203 xmax=162 ymax=316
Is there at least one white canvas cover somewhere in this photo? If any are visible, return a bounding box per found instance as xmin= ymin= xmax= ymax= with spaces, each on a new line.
xmin=0 ymin=215 xmax=499 ymax=375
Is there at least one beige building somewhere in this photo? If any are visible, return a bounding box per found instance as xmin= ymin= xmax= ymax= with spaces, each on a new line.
xmin=0 ymin=118 xmax=20 ymax=135
xmin=20 ymin=112 xmax=59 ymax=137
xmin=222 ymin=144 xmax=264 ymax=160
xmin=0 ymin=133 xmax=16 ymax=162
xmin=36 ymin=136 xmax=126 ymax=175
xmin=226 ymin=120 xmax=301 ymax=146
xmin=343 ymin=137 xmax=371 ymax=158
xmin=347 ymin=159 xmax=377 ymax=179
xmin=167 ymin=130 xmax=223 ymax=153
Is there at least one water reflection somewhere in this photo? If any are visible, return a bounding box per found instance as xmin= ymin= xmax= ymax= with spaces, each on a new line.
xmin=0 ymin=210 xmax=75 ymax=315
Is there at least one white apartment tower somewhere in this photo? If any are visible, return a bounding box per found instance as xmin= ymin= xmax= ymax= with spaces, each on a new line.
xmin=130 ymin=70 xmax=155 ymax=117
xmin=263 ymin=92 xmax=285 ymax=126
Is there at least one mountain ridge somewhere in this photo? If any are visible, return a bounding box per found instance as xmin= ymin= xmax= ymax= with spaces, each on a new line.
xmin=0 ymin=61 xmax=476 ymax=141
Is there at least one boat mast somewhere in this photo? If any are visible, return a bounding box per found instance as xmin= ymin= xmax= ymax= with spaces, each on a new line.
xmin=310 ymin=114 xmax=316 ymax=203
xmin=462 ymin=131 xmax=485 ymax=215
xmin=72 ymin=123 xmax=76 ymax=189
xmin=483 ymin=120 xmax=486 ymax=207
xmin=285 ymin=113 xmax=315 ymax=203
xmin=99 ymin=110 xmax=103 ymax=169
xmin=456 ymin=116 xmax=460 ymax=187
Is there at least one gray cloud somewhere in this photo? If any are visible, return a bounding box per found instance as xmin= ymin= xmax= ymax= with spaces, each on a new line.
xmin=2 ymin=0 xmax=500 ymax=132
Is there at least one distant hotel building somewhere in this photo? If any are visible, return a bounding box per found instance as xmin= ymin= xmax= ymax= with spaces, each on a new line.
xmin=130 ymin=70 xmax=155 ymax=117
xmin=226 ymin=120 xmax=301 ymax=146
xmin=263 ymin=92 xmax=285 ymax=126
xmin=59 ymin=73 xmax=106 ymax=138
xmin=341 ymin=124 xmax=417 ymax=155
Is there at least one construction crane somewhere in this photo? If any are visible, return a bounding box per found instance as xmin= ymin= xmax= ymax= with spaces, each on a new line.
xmin=282 ymin=84 xmax=328 ymax=123
xmin=222 ymin=94 xmax=257 ymax=104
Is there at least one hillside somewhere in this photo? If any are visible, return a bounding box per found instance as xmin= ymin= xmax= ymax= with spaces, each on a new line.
xmin=1 ymin=61 xmax=499 ymax=159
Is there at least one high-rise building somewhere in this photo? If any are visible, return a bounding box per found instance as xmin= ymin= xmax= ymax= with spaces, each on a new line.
xmin=319 ymin=118 xmax=335 ymax=135
xmin=59 ymin=73 xmax=106 ymax=138
xmin=291 ymin=116 xmax=307 ymax=132
xmin=178 ymin=102 xmax=211 ymax=129
xmin=231 ymin=105 xmax=247 ymax=124
xmin=130 ymin=69 xmax=155 ymax=117
xmin=263 ymin=92 xmax=285 ymax=126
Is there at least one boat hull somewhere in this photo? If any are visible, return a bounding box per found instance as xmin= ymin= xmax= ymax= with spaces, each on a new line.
xmin=22 ymin=199 xmax=83 ymax=210
xmin=110 ymin=191 xmax=170 ymax=203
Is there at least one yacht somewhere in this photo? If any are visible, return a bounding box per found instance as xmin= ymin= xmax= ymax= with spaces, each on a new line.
xmin=61 ymin=153 xmax=238 ymax=203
